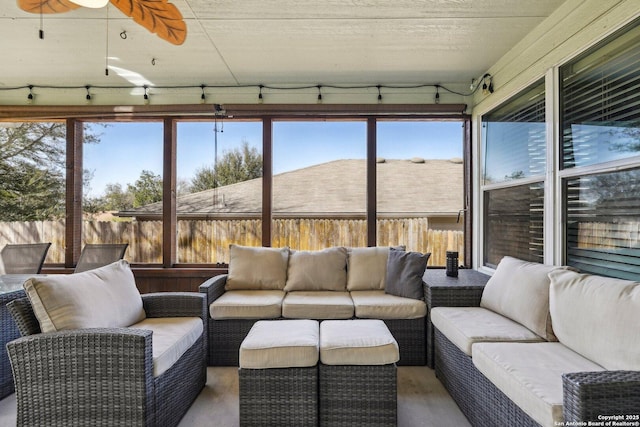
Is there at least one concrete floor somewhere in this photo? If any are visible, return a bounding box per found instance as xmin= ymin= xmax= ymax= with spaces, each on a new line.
xmin=0 ymin=366 xmax=471 ymax=427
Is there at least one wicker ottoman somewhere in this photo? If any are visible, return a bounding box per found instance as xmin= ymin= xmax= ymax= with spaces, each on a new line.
xmin=239 ymin=319 xmax=320 ymax=427
xmin=319 ymin=319 xmax=400 ymax=427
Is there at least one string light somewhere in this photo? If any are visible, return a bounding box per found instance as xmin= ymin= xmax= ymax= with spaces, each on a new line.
xmin=0 ymin=81 xmax=490 ymax=105
xmin=27 ymin=85 xmax=34 ymax=104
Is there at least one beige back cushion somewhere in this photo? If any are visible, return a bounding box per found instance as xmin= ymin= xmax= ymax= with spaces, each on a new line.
xmin=480 ymin=256 xmax=561 ymax=340
xmin=549 ymin=269 xmax=640 ymax=370
xmin=225 ymin=245 xmax=289 ymax=290
xmin=347 ymin=247 xmax=390 ymax=291
xmin=285 ymin=247 xmax=348 ymax=291
xmin=24 ymin=260 xmax=145 ymax=333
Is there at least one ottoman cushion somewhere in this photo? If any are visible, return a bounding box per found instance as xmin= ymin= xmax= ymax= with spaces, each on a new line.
xmin=240 ymin=319 xmax=319 ymax=369
xmin=320 ymin=319 xmax=399 ymax=365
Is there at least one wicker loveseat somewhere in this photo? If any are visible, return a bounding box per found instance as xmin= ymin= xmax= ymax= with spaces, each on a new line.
xmin=431 ymin=256 xmax=640 ymax=427
xmin=200 ymin=245 xmax=429 ymax=366
xmin=7 ymin=260 xmax=207 ymax=427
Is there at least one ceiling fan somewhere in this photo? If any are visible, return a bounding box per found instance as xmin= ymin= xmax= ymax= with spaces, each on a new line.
xmin=17 ymin=0 xmax=187 ymax=45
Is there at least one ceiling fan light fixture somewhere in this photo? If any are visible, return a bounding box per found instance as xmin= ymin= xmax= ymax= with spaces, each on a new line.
xmin=68 ymin=0 xmax=110 ymax=8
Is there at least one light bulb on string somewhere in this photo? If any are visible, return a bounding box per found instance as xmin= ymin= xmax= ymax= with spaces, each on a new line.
xmin=27 ymin=86 xmax=34 ymax=104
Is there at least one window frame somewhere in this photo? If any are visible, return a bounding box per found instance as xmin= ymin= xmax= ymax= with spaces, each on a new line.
xmin=0 ymin=104 xmax=471 ymax=269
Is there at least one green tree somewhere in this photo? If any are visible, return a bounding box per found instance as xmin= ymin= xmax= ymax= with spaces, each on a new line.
xmin=102 ymin=183 xmax=134 ymax=211
xmin=128 ymin=170 xmax=163 ymax=207
xmin=190 ymin=140 xmax=262 ymax=192
xmin=0 ymin=122 xmax=102 ymax=221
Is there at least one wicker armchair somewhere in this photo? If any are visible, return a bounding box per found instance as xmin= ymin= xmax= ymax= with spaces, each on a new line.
xmin=7 ymin=292 xmax=207 ymax=427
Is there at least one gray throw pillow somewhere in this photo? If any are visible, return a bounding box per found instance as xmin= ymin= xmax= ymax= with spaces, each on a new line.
xmin=385 ymin=249 xmax=430 ymax=300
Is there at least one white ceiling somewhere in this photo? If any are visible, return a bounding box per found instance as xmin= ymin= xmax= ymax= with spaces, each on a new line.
xmin=0 ymin=0 xmax=566 ymax=105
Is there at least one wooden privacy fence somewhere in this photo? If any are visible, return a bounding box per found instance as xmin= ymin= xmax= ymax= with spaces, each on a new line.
xmin=0 ymin=218 xmax=464 ymax=266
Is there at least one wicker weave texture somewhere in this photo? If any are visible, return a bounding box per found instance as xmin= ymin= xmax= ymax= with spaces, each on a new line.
xmin=563 ymin=370 xmax=640 ymax=422
xmin=319 ymin=364 xmax=397 ymax=427
xmin=434 ymin=329 xmax=540 ymax=427
xmin=383 ymin=318 xmax=426 ymax=366
xmin=0 ymin=290 xmax=24 ymax=400
xmin=239 ymin=366 xmax=319 ymax=427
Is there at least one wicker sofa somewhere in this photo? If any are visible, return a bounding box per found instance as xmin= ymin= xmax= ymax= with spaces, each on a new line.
xmin=7 ymin=260 xmax=207 ymax=427
xmin=199 ymin=245 xmax=429 ymax=366
xmin=431 ymin=256 xmax=640 ymax=427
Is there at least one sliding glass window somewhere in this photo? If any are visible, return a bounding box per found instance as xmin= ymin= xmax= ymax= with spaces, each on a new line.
xmin=481 ymin=80 xmax=546 ymax=268
xmin=560 ymin=19 xmax=640 ymax=279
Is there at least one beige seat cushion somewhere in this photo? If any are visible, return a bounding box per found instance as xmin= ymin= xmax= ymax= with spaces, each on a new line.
xmin=346 ymin=247 xmax=390 ymax=291
xmin=225 ymin=245 xmax=289 ymax=291
xmin=320 ymin=319 xmax=399 ymax=365
xmin=285 ymin=247 xmax=348 ymax=292
xmin=23 ymin=260 xmax=145 ymax=333
xmin=472 ymin=342 xmax=605 ymax=427
xmin=129 ymin=317 xmax=203 ymax=377
xmin=210 ymin=290 xmax=285 ymax=319
xmin=431 ymin=307 xmax=544 ymax=356
xmin=240 ymin=319 xmax=319 ymax=369
xmin=480 ymin=256 xmax=563 ymax=340
xmin=283 ymin=291 xmax=354 ymax=319
xmin=549 ymin=269 xmax=640 ymax=371
xmin=350 ymin=290 xmax=426 ymax=319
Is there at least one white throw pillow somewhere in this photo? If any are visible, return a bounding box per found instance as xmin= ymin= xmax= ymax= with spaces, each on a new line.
xmin=549 ymin=269 xmax=640 ymax=370
xmin=225 ymin=245 xmax=289 ymax=290
xmin=24 ymin=260 xmax=145 ymax=333
xmin=346 ymin=247 xmax=390 ymax=291
xmin=285 ymin=247 xmax=348 ymax=292
xmin=480 ymin=256 xmax=562 ymax=340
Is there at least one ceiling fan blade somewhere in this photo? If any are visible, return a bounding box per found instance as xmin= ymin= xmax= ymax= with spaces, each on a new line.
xmin=110 ymin=0 xmax=187 ymax=45
xmin=17 ymin=0 xmax=80 ymax=13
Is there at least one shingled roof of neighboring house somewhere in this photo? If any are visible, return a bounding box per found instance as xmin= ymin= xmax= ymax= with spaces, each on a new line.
xmin=118 ymin=158 xmax=464 ymax=219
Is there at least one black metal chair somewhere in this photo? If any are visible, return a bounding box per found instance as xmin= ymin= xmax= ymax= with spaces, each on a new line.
xmin=0 ymin=243 xmax=51 ymax=274
xmin=74 ymin=243 xmax=129 ymax=273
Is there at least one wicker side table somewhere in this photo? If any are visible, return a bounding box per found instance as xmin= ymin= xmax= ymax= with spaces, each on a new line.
xmin=423 ymin=269 xmax=490 ymax=368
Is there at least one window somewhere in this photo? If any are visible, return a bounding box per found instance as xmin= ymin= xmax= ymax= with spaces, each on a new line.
xmin=0 ymin=122 xmax=66 ymax=265
xmin=481 ymin=80 xmax=546 ymax=267
xmin=176 ymin=120 xmax=263 ymax=263
xmin=272 ymin=121 xmax=367 ymax=250
xmin=560 ymin=20 xmax=640 ymax=278
xmin=483 ymin=183 xmax=544 ymax=268
xmin=377 ymin=120 xmax=464 ymax=266
xmin=83 ymin=122 xmax=164 ymax=264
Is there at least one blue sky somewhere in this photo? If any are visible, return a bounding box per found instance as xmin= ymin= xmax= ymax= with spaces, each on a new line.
xmin=83 ymin=120 xmax=463 ymax=197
